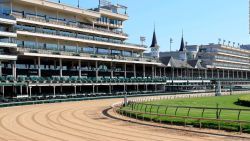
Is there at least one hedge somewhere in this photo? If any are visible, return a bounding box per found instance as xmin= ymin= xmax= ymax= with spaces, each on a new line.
xmin=238 ymin=95 xmax=250 ymax=107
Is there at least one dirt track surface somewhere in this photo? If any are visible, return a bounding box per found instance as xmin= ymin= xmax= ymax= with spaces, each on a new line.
xmin=0 ymin=98 xmax=249 ymax=141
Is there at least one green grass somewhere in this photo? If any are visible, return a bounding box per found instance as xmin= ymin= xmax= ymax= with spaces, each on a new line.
xmin=121 ymin=94 xmax=250 ymax=132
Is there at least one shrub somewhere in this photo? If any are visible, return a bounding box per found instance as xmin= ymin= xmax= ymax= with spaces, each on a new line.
xmin=238 ymin=95 xmax=250 ymax=107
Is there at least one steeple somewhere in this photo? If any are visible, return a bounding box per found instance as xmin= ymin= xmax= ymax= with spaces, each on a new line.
xmin=150 ymin=25 xmax=158 ymax=48
xmin=179 ymin=30 xmax=185 ymax=51
xmin=150 ymin=25 xmax=160 ymax=58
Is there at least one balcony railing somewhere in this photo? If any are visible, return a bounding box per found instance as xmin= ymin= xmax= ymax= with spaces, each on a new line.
xmin=12 ymin=11 xmax=128 ymax=37
xmin=17 ymin=44 xmax=158 ymax=63
xmin=16 ymin=25 xmax=147 ymax=49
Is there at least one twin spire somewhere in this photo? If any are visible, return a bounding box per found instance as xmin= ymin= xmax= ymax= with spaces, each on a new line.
xmin=150 ymin=26 xmax=185 ymax=52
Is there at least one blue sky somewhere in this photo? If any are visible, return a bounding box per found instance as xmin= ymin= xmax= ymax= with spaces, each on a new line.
xmin=53 ymin=0 xmax=249 ymax=52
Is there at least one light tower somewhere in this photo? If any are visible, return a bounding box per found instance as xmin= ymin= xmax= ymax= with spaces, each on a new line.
xmin=150 ymin=27 xmax=160 ymax=59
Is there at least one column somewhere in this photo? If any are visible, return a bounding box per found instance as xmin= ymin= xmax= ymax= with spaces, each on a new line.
xmin=0 ymin=61 xmax=2 ymax=76
xmin=176 ymin=68 xmax=179 ymax=77
xmin=172 ymin=67 xmax=174 ymax=78
xmin=95 ymin=61 xmax=98 ymax=78
xmin=38 ymin=57 xmax=41 ymax=77
xmin=59 ymin=58 xmax=62 ymax=77
xmin=78 ymin=60 xmax=81 ymax=77
xmin=143 ymin=64 xmax=146 ymax=78
xmin=246 ymin=71 xmax=248 ymax=79
xmin=29 ymin=86 xmax=32 ymax=97
xmin=109 ymin=85 xmax=112 ymax=94
xmin=205 ymin=69 xmax=208 ymax=79
xmin=159 ymin=68 xmax=162 ymax=77
xmin=133 ymin=64 xmax=136 ymax=78
xmin=53 ymin=86 xmax=56 ymax=97
xmin=237 ymin=71 xmax=239 ymax=79
xmin=12 ymin=61 xmax=16 ymax=79
xmin=164 ymin=67 xmax=166 ymax=77
xmin=233 ymin=70 xmax=235 ymax=79
xmin=110 ymin=62 xmax=114 ymax=78
xmin=74 ymin=86 xmax=77 ymax=95
xmin=181 ymin=68 xmax=183 ymax=77
xmin=2 ymin=86 xmax=4 ymax=98
xmin=124 ymin=63 xmax=127 ymax=78
xmin=20 ymin=86 xmax=22 ymax=96
xmin=223 ymin=69 xmax=225 ymax=79
xmin=217 ymin=69 xmax=219 ymax=78
xmin=152 ymin=65 xmax=154 ymax=78
xmin=228 ymin=70 xmax=230 ymax=79
xmin=212 ymin=69 xmax=214 ymax=78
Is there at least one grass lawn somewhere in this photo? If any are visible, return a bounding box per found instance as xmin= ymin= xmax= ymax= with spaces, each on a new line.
xmin=121 ymin=94 xmax=250 ymax=132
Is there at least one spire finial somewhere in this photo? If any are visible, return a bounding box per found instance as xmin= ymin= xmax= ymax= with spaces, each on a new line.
xmin=182 ymin=29 xmax=184 ymax=38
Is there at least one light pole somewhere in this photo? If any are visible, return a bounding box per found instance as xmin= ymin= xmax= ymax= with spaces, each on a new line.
xmin=170 ymin=38 xmax=173 ymax=52
xmin=140 ymin=36 xmax=146 ymax=46
xmin=77 ymin=0 xmax=80 ymax=8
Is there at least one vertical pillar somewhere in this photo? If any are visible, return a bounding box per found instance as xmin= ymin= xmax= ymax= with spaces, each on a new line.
xmin=133 ymin=64 xmax=136 ymax=78
xmin=180 ymin=68 xmax=183 ymax=77
xmin=172 ymin=67 xmax=174 ymax=78
xmin=2 ymin=86 xmax=4 ymax=98
xmin=152 ymin=66 xmax=154 ymax=78
xmin=111 ymin=62 xmax=114 ymax=78
xmin=212 ymin=69 xmax=214 ymax=78
xmin=29 ymin=86 xmax=32 ymax=97
xmin=53 ymin=86 xmax=56 ymax=97
xmin=59 ymin=58 xmax=62 ymax=77
xmin=241 ymin=71 xmax=243 ymax=79
xmin=205 ymin=69 xmax=208 ymax=79
xmin=159 ymin=68 xmax=162 ymax=77
xmin=109 ymin=85 xmax=112 ymax=94
xmin=95 ymin=61 xmax=98 ymax=78
xmin=78 ymin=60 xmax=81 ymax=77
xmin=0 ymin=61 xmax=2 ymax=76
xmin=39 ymin=87 xmax=41 ymax=94
xmin=124 ymin=63 xmax=127 ymax=78
xmin=176 ymin=68 xmax=179 ymax=77
xmin=12 ymin=61 xmax=16 ymax=79
xmin=136 ymin=84 xmax=139 ymax=92
xmin=38 ymin=57 xmax=41 ymax=77
xmin=233 ymin=70 xmax=235 ymax=79
xmin=164 ymin=67 xmax=166 ymax=77
xmin=217 ymin=69 xmax=219 ymax=79
xmin=92 ymin=85 xmax=95 ymax=94
xmin=74 ymin=86 xmax=77 ymax=95
xmin=143 ymin=64 xmax=146 ymax=78
xmin=20 ymin=86 xmax=23 ymax=96
xmin=223 ymin=69 xmax=225 ymax=79
xmin=237 ymin=71 xmax=239 ymax=79
xmin=228 ymin=70 xmax=230 ymax=79
xmin=246 ymin=71 xmax=248 ymax=79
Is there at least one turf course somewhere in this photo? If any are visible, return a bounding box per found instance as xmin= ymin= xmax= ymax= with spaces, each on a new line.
xmin=121 ymin=94 xmax=250 ymax=132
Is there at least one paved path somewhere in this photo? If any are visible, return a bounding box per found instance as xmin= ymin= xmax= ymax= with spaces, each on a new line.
xmin=0 ymin=98 xmax=249 ymax=141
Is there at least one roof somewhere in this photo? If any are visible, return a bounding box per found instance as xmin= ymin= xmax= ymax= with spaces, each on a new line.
xmin=160 ymin=56 xmax=193 ymax=68
xmin=179 ymin=36 xmax=185 ymax=51
xmin=187 ymin=60 xmax=206 ymax=69
xmin=150 ymin=29 xmax=159 ymax=48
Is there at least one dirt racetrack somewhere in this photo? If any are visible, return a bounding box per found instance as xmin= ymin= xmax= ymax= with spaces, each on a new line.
xmin=0 ymin=98 xmax=249 ymax=141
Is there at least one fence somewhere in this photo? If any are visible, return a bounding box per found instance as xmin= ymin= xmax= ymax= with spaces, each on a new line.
xmin=113 ymin=91 xmax=250 ymax=133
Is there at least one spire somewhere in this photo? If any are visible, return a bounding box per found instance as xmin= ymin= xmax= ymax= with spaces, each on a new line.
xmin=150 ymin=25 xmax=158 ymax=48
xmin=179 ymin=29 xmax=185 ymax=51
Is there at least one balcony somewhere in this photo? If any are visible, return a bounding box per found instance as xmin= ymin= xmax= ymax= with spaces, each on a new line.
xmin=0 ymin=39 xmax=17 ymax=48
xmin=16 ymin=27 xmax=147 ymax=51
xmin=17 ymin=44 xmax=159 ymax=64
xmin=12 ymin=12 xmax=128 ymax=39
xmin=0 ymin=14 xmax=16 ymax=25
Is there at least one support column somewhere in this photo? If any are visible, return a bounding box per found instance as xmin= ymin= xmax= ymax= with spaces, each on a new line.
xmin=192 ymin=69 xmax=194 ymax=79
xmin=59 ymin=59 xmax=62 ymax=77
xmin=143 ymin=64 xmax=146 ymax=78
xmin=164 ymin=67 xmax=166 ymax=77
xmin=20 ymin=86 xmax=23 ymax=96
xmin=223 ymin=69 xmax=225 ymax=79
xmin=152 ymin=66 xmax=154 ymax=78
xmin=78 ymin=60 xmax=81 ymax=77
xmin=233 ymin=70 xmax=235 ymax=79
xmin=92 ymin=85 xmax=95 ymax=94
xmin=53 ymin=86 xmax=56 ymax=97
xmin=39 ymin=87 xmax=41 ymax=94
xmin=246 ymin=71 xmax=248 ymax=79
xmin=0 ymin=61 xmax=2 ymax=76
xmin=228 ymin=70 xmax=230 ymax=79
xmin=212 ymin=69 xmax=214 ymax=78
xmin=38 ymin=57 xmax=41 ymax=77
xmin=159 ymin=68 xmax=162 ymax=77
xmin=217 ymin=69 xmax=219 ymax=78
xmin=237 ymin=71 xmax=239 ymax=79
xmin=12 ymin=61 xmax=16 ymax=79
xmin=124 ymin=63 xmax=127 ymax=78
xmin=2 ymin=86 xmax=4 ymax=98
xmin=205 ymin=69 xmax=208 ymax=79
xmin=133 ymin=64 xmax=136 ymax=78
xmin=109 ymin=85 xmax=112 ymax=94
xmin=74 ymin=86 xmax=77 ymax=95
xmin=29 ymin=86 xmax=32 ymax=97
xmin=95 ymin=61 xmax=98 ymax=78
xmin=110 ymin=62 xmax=113 ymax=78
